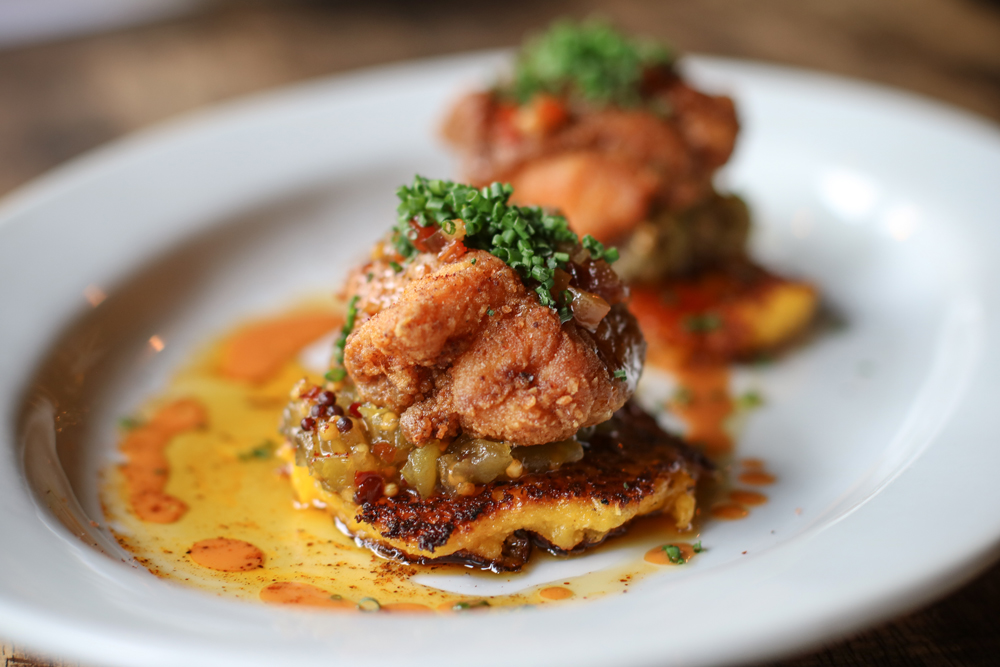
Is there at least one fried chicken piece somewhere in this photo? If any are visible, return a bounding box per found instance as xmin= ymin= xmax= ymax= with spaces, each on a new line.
xmin=441 ymin=74 xmax=738 ymax=243
xmin=343 ymin=250 xmax=643 ymax=447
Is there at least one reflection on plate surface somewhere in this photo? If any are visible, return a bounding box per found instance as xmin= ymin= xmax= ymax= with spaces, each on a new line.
xmin=1 ymin=53 xmax=999 ymax=667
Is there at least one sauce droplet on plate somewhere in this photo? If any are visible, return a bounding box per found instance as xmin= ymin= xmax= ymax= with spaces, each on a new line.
xmin=381 ymin=602 xmax=433 ymax=613
xmin=217 ymin=313 xmax=342 ymax=383
xmin=121 ymin=398 xmax=207 ymax=523
xmin=710 ymin=504 xmax=749 ymax=520
xmin=189 ymin=537 xmax=264 ymax=571
xmin=737 ymin=471 xmax=776 ymax=486
xmin=539 ymin=586 xmax=574 ymax=600
xmin=644 ymin=542 xmax=696 ymax=565
xmin=260 ymin=582 xmax=354 ymax=608
xmin=729 ymin=490 xmax=768 ymax=506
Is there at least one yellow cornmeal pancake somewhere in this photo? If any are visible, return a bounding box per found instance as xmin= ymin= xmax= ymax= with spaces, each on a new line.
xmin=630 ymin=260 xmax=818 ymax=367
xmin=282 ymin=402 xmax=706 ymax=572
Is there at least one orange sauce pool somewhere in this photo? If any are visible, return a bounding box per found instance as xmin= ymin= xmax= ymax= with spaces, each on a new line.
xmin=738 ymin=471 xmax=777 ymax=486
xmin=669 ymin=363 xmax=733 ymax=454
xmin=102 ymin=307 xmax=718 ymax=613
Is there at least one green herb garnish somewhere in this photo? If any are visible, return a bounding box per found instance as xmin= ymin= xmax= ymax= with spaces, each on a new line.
xmin=613 ymin=369 xmax=627 ymax=380
xmin=453 ymin=600 xmax=490 ymax=611
xmin=671 ymin=386 xmax=692 ymax=406
xmin=389 ymin=261 xmax=403 ymax=273
xmin=357 ymin=597 xmax=381 ymax=612
xmin=737 ymin=390 xmax=765 ymax=410
xmin=394 ymin=176 xmax=617 ymax=321
xmin=328 ymin=295 xmax=360 ymax=382
xmin=683 ymin=313 xmax=722 ymax=333
xmin=692 ymin=541 xmax=705 ymax=554
xmin=507 ymin=18 xmax=673 ymax=108
xmin=487 ymin=309 xmax=495 ymax=317
xmin=118 ymin=416 xmax=142 ymax=430
xmin=238 ymin=440 xmax=276 ymax=461
xmin=662 ymin=544 xmax=686 ymax=564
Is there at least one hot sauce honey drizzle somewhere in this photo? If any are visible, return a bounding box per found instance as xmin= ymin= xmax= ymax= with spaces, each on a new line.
xmin=105 ymin=307 xmax=715 ymax=613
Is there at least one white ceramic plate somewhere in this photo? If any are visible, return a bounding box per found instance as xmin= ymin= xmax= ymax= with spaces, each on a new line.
xmin=2 ymin=52 xmax=1000 ymax=667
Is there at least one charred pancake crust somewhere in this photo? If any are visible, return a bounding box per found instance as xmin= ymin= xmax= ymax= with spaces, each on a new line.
xmin=350 ymin=402 xmax=708 ymax=570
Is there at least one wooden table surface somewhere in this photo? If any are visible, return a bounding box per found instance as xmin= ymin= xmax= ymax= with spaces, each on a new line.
xmin=2 ymin=0 xmax=999 ymax=665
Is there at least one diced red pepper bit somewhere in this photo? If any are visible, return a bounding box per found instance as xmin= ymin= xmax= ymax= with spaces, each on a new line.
xmin=348 ymin=402 xmax=363 ymax=419
xmin=301 ymin=385 xmax=322 ymax=400
xmin=353 ymin=471 xmax=384 ymax=505
xmin=438 ymin=239 xmax=468 ymax=263
xmin=409 ymin=218 xmax=441 ymax=253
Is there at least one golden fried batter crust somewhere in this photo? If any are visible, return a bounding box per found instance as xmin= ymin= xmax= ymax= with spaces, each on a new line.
xmin=441 ymin=77 xmax=739 ymax=238
xmin=343 ymin=250 xmax=643 ymax=447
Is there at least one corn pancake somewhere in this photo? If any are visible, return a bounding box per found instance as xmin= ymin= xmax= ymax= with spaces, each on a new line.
xmin=630 ymin=261 xmax=818 ymax=366
xmin=284 ymin=401 xmax=707 ymax=572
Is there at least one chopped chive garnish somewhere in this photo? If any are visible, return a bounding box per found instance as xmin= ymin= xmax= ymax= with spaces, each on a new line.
xmin=329 ymin=295 xmax=360 ymax=382
xmin=662 ymin=544 xmax=686 ymax=564
xmin=395 ymin=176 xmax=617 ymax=321
xmin=118 ymin=417 xmax=141 ymax=430
xmin=238 ymin=440 xmax=276 ymax=461
xmin=613 ymin=369 xmax=627 ymax=380
xmin=505 ymin=19 xmax=673 ymax=108
xmin=671 ymin=386 xmax=692 ymax=406
xmin=452 ymin=600 xmax=490 ymax=611
xmin=738 ymin=390 xmax=765 ymax=410
xmin=683 ymin=313 xmax=722 ymax=333
xmin=692 ymin=541 xmax=705 ymax=554
xmin=357 ymin=597 xmax=381 ymax=612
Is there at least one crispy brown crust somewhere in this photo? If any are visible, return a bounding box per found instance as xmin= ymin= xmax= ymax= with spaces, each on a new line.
xmin=340 ymin=401 xmax=708 ymax=571
xmin=441 ymin=76 xmax=739 ymax=226
xmin=344 ymin=250 xmax=642 ymax=446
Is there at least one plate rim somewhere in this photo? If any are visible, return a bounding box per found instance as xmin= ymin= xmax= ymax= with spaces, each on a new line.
xmin=2 ymin=50 xmax=1000 ymax=667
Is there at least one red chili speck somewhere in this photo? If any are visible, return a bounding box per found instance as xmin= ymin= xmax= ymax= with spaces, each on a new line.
xmin=349 ymin=402 xmax=363 ymax=419
xmin=353 ymin=471 xmax=384 ymax=505
xmin=300 ymin=417 xmax=316 ymax=432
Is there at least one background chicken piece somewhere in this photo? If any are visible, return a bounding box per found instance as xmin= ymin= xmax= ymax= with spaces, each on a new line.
xmin=344 ymin=250 xmax=643 ymax=446
xmin=441 ymin=24 xmax=738 ymax=245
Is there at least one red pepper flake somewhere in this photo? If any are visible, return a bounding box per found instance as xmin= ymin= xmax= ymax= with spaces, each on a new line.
xmin=409 ymin=219 xmax=445 ymax=254
xmin=348 ymin=402 xmax=363 ymax=419
xmin=301 ymin=385 xmax=322 ymax=400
